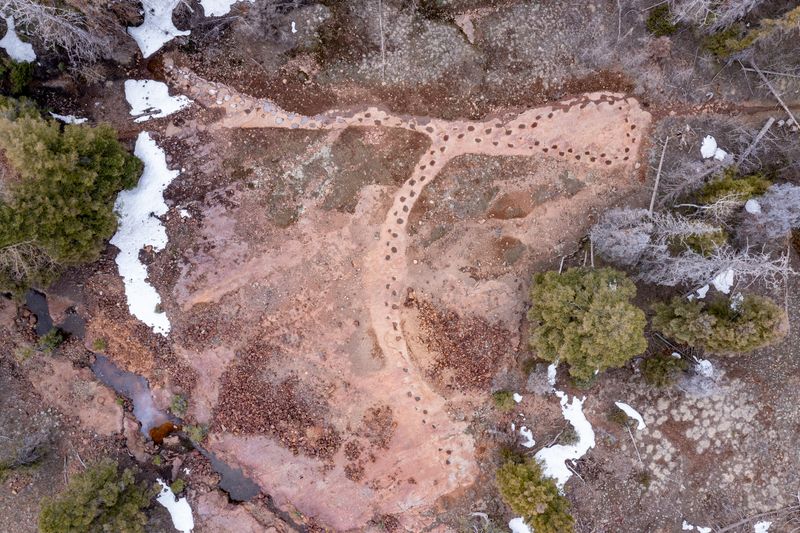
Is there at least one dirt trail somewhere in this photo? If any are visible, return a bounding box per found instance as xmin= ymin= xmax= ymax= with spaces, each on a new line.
xmin=166 ymin=60 xmax=651 ymax=529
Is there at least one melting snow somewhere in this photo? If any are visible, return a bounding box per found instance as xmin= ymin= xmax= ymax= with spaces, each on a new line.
xmin=509 ymin=517 xmax=532 ymax=533
xmin=695 ymin=359 xmax=714 ymax=378
xmin=682 ymin=522 xmax=711 ymax=533
xmin=547 ymin=362 xmax=558 ymax=388
xmin=614 ymin=401 xmax=646 ymax=430
xmin=700 ymin=135 xmax=728 ymax=161
xmin=125 ymin=80 xmax=192 ymax=122
xmin=534 ymin=391 xmax=595 ymax=489
xmin=156 ymin=479 xmax=194 ymax=532
xmin=179 ymin=208 xmax=191 ymax=219
xmin=745 ymin=198 xmax=762 ymax=214
xmin=49 ymin=112 xmax=88 ymax=124
xmin=291 ymin=21 xmax=297 ymax=33
xmin=0 ymin=16 xmax=35 ymax=62
xmin=110 ymin=132 xmax=178 ymax=335
xmin=711 ymin=268 xmax=734 ymax=293
xmin=671 ymin=352 xmax=682 ymax=358
xmin=519 ymin=426 xmax=535 ymax=448
xmin=128 ymin=0 xmax=190 ymax=58
xmin=754 ymin=521 xmax=772 ymax=532
xmin=695 ymin=285 xmax=709 ymax=299
xmin=200 ymin=0 xmax=254 ymax=17
xmin=512 ymin=392 xmax=522 ymax=403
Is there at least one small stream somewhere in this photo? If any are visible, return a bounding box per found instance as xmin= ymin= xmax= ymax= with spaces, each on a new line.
xmin=23 ymin=289 xmax=262 ymax=503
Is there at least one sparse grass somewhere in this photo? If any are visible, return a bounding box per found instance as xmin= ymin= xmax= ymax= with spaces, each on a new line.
xmin=492 ymin=390 xmax=516 ymax=412
xmin=698 ymin=171 xmax=771 ymax=204
xmin=92 ymin=338 xmax=107 ymax=351
xmin=14 ymin=345 xmax=34 ymax=361
xmin=37 ymin=328 xmax=64 ymax=354
xmin=184 ymin=424 xmax=207 ymax=444
xmin=633 ymin=469 xmax=652 ymax=488
xmin=607 ymin=405 xmax=632 ymax=427
xmin=170 ymin=394 xmax=188 ymax=417
xmin=557 ymin=425 xmax=579 ymax=446
xmin=641 ymin=353 xmax=689 ymax=387
xmin=152 ymin=455 xmax=162 ymax=466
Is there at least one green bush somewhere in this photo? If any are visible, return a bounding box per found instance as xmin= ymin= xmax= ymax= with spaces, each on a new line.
xmin=184 ymin=424 xmax=207 ymax=443
xmin=528 ymin=268 xmax=647 ymax=382
xmin=38 ymin=459 xmax=154 ymax=533
xmin=646 ymin=5 xmax=677 ymax=36
xmin=169 ymin=479 xmax=185 ymax=494
xmin=37 ymin=328 xmax=65 ymax=354
xmin=496 ymin=459 xmax=574 ymax=533
xmin=652 ymin=295 xmax=786 ymax=353
xmin=0 ymin=59 xmax=34 ymax=95
xmin=0 ymin=100 xmax=141 ymax=292
xmin=698 ymin=171 xmax=771 ymax=204
xmin=170 ymin=394 xmax=188 ymax=417
xmin=641 ymin=353 xmax=689 ymax=387
xmin=491 ymin=390 xmax=516 ymax=412
xmin=670 ymin=229 xmax=728 ymax=257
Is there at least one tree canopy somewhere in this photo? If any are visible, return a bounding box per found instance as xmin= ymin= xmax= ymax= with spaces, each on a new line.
xmin=528 ymin=267 xmax=647 ymax=381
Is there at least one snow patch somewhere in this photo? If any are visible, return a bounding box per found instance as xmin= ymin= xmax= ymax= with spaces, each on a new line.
xmin=711 ymin=268 xmax=734 ymax=294
xmin=179 ymin=208 xmax=191 ymax=219
xmin=671 ymin=352 xmax=682 ymax=358
xmin=745 ymin=198 xmax=762 ymax=214
xmin=49 ymin=112 xmax=88 ymax=124
xmin=695 ymin=359 xmax=714 ymax=378
xmin=754 ymin=521 xmax=772 ymax=533
xmin=156 ymin=479 xmax=194 ymax=532
xmin=125 ymin=80 xmax=192 ymax=122
xmin=547 ymin=362 xmax=558 ymax=388
xmin=0 ymin=16 xmax=35 ymax=62
xmin=509 ymin=517 xmax=532 ymax=533
xmin=682 ymin=522 xmax=711 ymax=533
xmin=110 ymin=132 xmax=178 ymax=335
xmin=519 ymin=426 xmax=535 ymax=448
xmin=534 ymin=391 xmax=595 ymax=489
xmin=291 ymin=21 xmax=297 ymax=33
xmin=700 ymin=135 xmax=727 ymax=160
xmin=695 ymin=285 xmax=709 ymax=299
xmin=512 ymin=392 xmax=522 ymax=403
xmin=200 ymin=0 xmax=254 ymax=17
xmin=614 ymin=401 xmax=646 ymax=430
xmin=128 ymin=0 xmax=190 ymax=58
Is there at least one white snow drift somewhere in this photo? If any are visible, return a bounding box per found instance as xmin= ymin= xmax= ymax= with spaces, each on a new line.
xmin=200 ymin=0 xmax=254 ymax=17
xmin=0 ymin=16 xmax=35 ymax=62
xmin=156 ymin=479 xmax=194 ymax=533
xmin=534 ymin=390 xmax=596 ymax=489
xmin=125 ymin=79 xmax=192 ymax=122
xmin=682 ymin=520 xmax=711 ymax=533
xmin=700 ymin=135 xmax=728 ymax=161
xmin=508 ymin=517 xmax=533 ymax=533
xmin=128 ymin=0 xmax=190 ymax=58
xmin=711 ymin=268 xmax=734 ymax=293
xmin=614 ymin=401 xmax=646 ymax=430
xmin=49 ymin=112 xmax=88 ymax=124
xmin=519 ymin=426 xmax=535 ymax=448
xmin=110 ymin=132 xmax=179 ymax=335
xmin=754 ymin=521 xmax=772 ymax=532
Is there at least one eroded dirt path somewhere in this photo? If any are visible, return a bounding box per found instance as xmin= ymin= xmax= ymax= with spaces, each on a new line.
xmin=166 ymin=60 xmax=652 ymax=529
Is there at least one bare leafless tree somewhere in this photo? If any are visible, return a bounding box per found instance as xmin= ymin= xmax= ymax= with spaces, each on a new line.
xmin=0 ymin=0 xmax=107 ymax=65
xmin=668 ymin=0 xmax=766 ymax=34
xmin=739 ymin=184 xmax=800 ymax=241
xmin=0 ymin=240 xmax=59 ymax=289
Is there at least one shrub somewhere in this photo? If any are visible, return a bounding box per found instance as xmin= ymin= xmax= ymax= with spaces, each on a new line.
xmin=670 ymin=229 xmax=727 ymax=257
xmin=652 ymin=295 xmax=786 ymax=353
xmin=0 ymin=100 xmax=141 ymax=292
xmin=38 ymin=458 xmax=154 ymax=533
xmin=184 ymin=424 xmax=207 ymax=443
xmin=646 ymin=5 xmax=677 ymax=36
xmin=698 ymin=171 xmax=771 ymax=204
xmin=0 ymin=58 xmax=34 ymax=95
xmin=91 ymin=338 xmax=107 ymax=351
xmin=169 ymin=479 xmax=185 ymax=494
xmin=491 ymin=390 xmax=516 ymax=412
xmin=528 ymin=268 xmax=647 ymax=382
xmin=641 ymin=353 xmax=689 ymax=387
xmin=170 ymin=394 xmax=188 ymax=417
xmin=37 ymin=328 xmax=64 ymax=353
xmin=607 ymin=405 xmax=631 ymax=427
xmin=496 ymin=459 xmax=574 ymax=533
